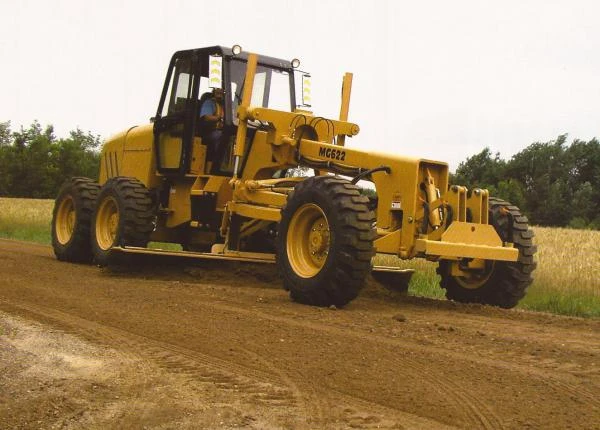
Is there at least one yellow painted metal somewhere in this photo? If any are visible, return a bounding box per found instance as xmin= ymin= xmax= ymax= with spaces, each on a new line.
xmin=99 ymin=130 xmax=126 ymax=184
xmin=166 ymin=180 xmax=194 ymax=227
xmin=449 ymin=260 xmax=495 ymax=289
xmin=241 ymin=130 xmax=289 ymax=179
xmin=55 ymin=195 xmax=75 ymax=245
xmin=93 ymin=47 xmax=520 ymax=272
xmin=414 ymin=221 xmax=518 ymax=261
xmin=191 ymin=175 xmax=228 ymax=195
xmin=424 ymin=169 xmax=442 ymax=229
xmin=121 ymin=124 xmax=161 ymax=189
xmin=190 ymin=176 xmax=233 ymax=211
xmin=190 ymin=138 xmax=207 ymax=175
xmin=95 ymin=196 xmax=119 ymax=251
xmin=246 ymin=107 xmax=359 ymax=151
xmin=286 ymin=203 xmax=330 ymax=278
xmin=232 ymin=179 xmax=290 ymax=207
xmin=228 ymin=201 xmax=281 ymax=222
xmin=415 ymin=239 xmax=517 ymax=261
xmin=450 ymin=258 xmax=486 ymax=276
xmin=337 ymin=72 xmax=353 ymax=146
xmin=233 ymin=53 xmax=258 ymax=175
xmin=239 ymin=219 xmax=271 ymax=239
xmin=99 ymin=124 xmax=161 ymax=190
xmin=373 ymin=229 xmax=401 ymax=254
xmin=444 ymin=185 xmax=468 ymax=222
xmin=296 ymin=138 xmax=442 ymax=254
xmin=442 ymin=222 xmax=502 ymax=247
xmin=204 ymin=176 xmax=228 ymax=193
xmin=466 ymin=188 xmax=489 ymax=224
xmin=158 ymin=135 xmax=182 ymax=169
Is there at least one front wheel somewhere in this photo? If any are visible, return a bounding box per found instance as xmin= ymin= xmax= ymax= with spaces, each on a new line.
xmin=276 ymin=176 xmax=376 ymax=307
xmin=437 ymin=197 xmax=537 ymax=308
xmin=91 ymin=177 xmax=155 ymax=266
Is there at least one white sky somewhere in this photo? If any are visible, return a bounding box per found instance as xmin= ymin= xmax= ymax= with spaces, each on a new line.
xmin=1 ymin=0 xmax=599 ymax=170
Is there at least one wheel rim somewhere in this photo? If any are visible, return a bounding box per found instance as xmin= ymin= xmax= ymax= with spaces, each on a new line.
xmin=453 ymin=261 xmax=495 ymax=290
xmin=286 ymin=203 xmax=330 ymax=278
xmin=96 ymin=196 xmax=119 ymax=251
xmin=55 ymin=195 xmax=76 ymax=245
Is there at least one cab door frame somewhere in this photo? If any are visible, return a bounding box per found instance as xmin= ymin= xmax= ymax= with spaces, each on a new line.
xmin=153 ymin=51 xmax=201 ymax=176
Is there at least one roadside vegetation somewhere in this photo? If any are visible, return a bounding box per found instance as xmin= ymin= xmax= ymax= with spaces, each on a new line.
xmin=1 ymin=197 xmax=598 ymax=318
xmin=0 ymin=198 xmax=53 ymax=244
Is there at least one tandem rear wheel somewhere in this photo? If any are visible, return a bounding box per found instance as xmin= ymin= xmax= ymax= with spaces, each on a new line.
xmin=52 ymin=177 xmax=100 ymax=263
xmin=91 ymin=177 xmax=156 ymax=266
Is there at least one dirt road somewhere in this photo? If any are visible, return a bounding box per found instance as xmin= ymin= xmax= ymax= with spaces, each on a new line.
xmin=0 ymin=239 xmax=598 ymax=429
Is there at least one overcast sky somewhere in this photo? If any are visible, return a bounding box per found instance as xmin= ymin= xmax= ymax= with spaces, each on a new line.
xmin=1 ymin=0 xmax=598 ymax=170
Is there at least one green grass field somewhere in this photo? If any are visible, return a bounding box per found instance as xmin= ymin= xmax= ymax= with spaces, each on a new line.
xmin=1 ymin=197 xmax=598 ymax=317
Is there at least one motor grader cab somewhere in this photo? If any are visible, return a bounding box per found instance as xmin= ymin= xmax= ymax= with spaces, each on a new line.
xmin=51 ymin=45 xmax=536 ymax=309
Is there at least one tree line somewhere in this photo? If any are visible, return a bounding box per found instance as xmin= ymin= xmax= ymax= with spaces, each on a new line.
xmin=1 ymin=121 xmax=598 ymax=229
xmin=0 ymin=121 xmax=100 ymax=198
xmin=452 ymin=135 xmax=600 ymax=230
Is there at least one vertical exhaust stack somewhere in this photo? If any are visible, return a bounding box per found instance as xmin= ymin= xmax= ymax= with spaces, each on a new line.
xmin=337 ymin=73 xmax=353 ymax=147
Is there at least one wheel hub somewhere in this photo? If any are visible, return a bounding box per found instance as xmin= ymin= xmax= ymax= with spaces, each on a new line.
xmin=96 ymin=196 xmax=119 ymax=251
xmin=309 ymin=220 xmax=329 ymax=255
xmin=55 ymin=195 xmax=75 ymax=245
xmin=287 ymin=203 xmax=331 ymax=278
xmin=452 ymin=260 xmax=495 ymax=290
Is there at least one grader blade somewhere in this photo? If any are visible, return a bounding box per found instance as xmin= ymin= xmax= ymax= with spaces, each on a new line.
xmin=111 ymin=246 xmax=275 ymax=264
xmin=371 ymin=266 xmax=415 ymax=293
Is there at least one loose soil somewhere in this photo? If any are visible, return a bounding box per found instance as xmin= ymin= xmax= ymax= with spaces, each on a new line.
xmin=0 ymin=239 xmax=598 ymax=429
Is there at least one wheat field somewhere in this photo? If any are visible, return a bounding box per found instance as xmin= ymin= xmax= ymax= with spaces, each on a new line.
xmin=1 ymin=197 xmax=598 ymax=317
xmin=0 ymin=197 xmax=54 ymax=243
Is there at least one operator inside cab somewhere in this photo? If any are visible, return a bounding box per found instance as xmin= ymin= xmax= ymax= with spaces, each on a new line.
xmin=199 ymin=87 xmax=225 ymax=172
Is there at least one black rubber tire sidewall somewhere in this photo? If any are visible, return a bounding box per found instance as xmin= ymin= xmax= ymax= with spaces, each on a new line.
xmin=51 ymin=177 xmax=99 ymax=263
xmin=438 ymin=197 xmax=536 ymax=308
xmin=276 ymin=177 xmax=375 ymax=307
xmin=91 ymin=177 xmax=155 ymax=266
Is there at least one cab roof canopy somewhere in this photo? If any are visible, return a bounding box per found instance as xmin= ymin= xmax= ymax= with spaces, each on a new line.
xmin=171 ymin=46 xmax=293 ymax=70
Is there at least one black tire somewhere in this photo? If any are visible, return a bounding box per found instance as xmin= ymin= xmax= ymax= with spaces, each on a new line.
xmin=51 ymin=177 xmax=100 ymax=263
xmin=276 ymin=176 xmax=376 ymax=307
xmin=437 ymin=197 xmax=537 ymax=308
xmin=91 ymin=177 xmax=155 ymax=266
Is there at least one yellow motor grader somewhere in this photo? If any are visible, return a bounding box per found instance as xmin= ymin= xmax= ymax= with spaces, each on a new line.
xmin=51 ymin=45 xmax=536 ymax=308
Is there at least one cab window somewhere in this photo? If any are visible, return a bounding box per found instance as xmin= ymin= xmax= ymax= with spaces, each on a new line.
xmin=161 ymin=57 xmax=194 ymax=117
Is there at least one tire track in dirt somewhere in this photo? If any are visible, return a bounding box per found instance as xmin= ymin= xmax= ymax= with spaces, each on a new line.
xmin=2 ymin=240 xmax=599 ymax=429
xmin=172 ymin=294 xmax=600 ymax=428
xmin=234 ymin=344 xmax=458 ymax=430
xmin=1 ymin=301 xmax=306 ymax=426
xmin=153 ymin=296 xmax=505 ymax=429
xmin=1 ymin=300 xmax=460 ymax=429
xmin=0 ymin=302 xmax=156 ymax=424
xmin=164 ymin=298 xmax=507 ymax=428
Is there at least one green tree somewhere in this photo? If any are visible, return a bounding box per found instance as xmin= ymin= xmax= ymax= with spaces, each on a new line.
xmin=452 ymin=135 xmax=599 ymax=229
xmin=0 ymin=121 xmax=10 ymax=147
xmin=453 ymin=147 xmax=506 ymax=188
xmin=0 ymin=121 xmax=100 ymax=198
xmin=495 ymin=179 xmax=526 ymax=211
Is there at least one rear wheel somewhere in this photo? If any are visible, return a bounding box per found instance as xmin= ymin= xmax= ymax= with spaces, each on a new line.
xmin=437 ymin=197 xmax=537 ymax=308
xmin=91 ymin=177 xmax=155 ymax=266
xmin=52 ymin=177 xmax=100 ymax=263
xmin=276 ymin=176 xmax=376 ymax=307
